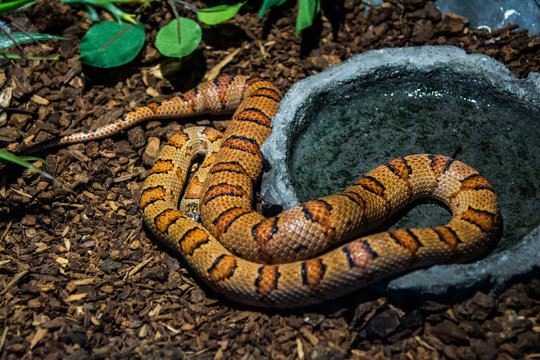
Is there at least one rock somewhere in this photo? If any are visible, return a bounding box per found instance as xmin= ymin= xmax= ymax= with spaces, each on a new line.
xmin=127 ymin=126 xmax=146 ymax=150
xmin=423 ymin=2 xmax=442 ymax=21
xmin=515 ymin=332 xmax=540 ymax=353
xmin=430 ymin=320 xmax=469 ymax=345
xmin=303 ymin=313 xmax=325 ymax=327
xmin=0 ymin=126 xmax=23 ymax=142
xmin=465 ymin=292 xmax=495 ymax=321
xmin=0 ymin=84 xmax=11 ymax=110
xmin=437 ymin=12 xmax=468 ymax=33
xmin=363 ymin=309 xmax=401 ymax=338
xmin=285 ymin=316 xmax=303 ymax=329
xmin=115 ymin=140 xmax=133 ymax=155
xmin=460 ymin=321 xmax=484 ymax=339
xmin=146 ymin=264 xmax=168 ymax=282
xmin=310 ymin=341 xmax=346 ymax=360
xmin=471 ymin=338 xmax=498 ymax=360
xmin=166 ymin=271 xmax=183 ymax=290
xmin=21 ymin=214 xmax=37 ymax=226
xmin=189 ymin=286 xmax=206 ymax=303
xmin=442 ymin=345 xmax=459 ymax=360
xmin=497 ymin=284 xmax=531 ymax=311
xmin=498 ymin=310 xmax=532 ymax=341
xmin=482 ymin=318 xmax=503 ymax=334
xmin=260 ymin=46 xmax=540 ymax=303
xmin=142 ymin=136 xmax=160 ymax=166
xmin=412 ymin=20 xmax=435 ymax=43
xmin=455 ymin=346 xmax=477 ymax=360
xmin=10 ymin=113 xmax=31 ymax=129
xmin=99 ymin=259 xmax=122 ymax=273
xmin=85 ymin=142 xmax=100 ymax=159
xmin=398 ymin=309 xmax=423 ymax=331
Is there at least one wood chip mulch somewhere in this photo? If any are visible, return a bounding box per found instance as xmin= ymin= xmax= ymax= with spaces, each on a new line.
xmin=1 ymin=0 xmax=539 ymax=359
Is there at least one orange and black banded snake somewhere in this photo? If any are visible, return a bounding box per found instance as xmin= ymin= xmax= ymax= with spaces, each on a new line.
xmin=28 ymin=75 xmax=501 ymax=308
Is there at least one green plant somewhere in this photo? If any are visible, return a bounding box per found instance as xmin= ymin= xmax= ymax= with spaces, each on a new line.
xmin=78 ymin=20 xmax=145 ymax=67
xmin=259 ymin=0 xmax=320 ymax=35
xmin=0 ymin=0 xmax=38 ymax=15
xmin=68 ymin=0 xmax=245 ymax=68
xmin=0 ymin=0 xmax=69 ymax=59
xmin=70 ymin=0 xmax=321 ymax=68
xmin=60 ymin=0 xmax=150 ymax=24
xmin=0 ymin=149 xmax=62 ymax=186
xmin=0 ymin=31 xmax=68 ymax=59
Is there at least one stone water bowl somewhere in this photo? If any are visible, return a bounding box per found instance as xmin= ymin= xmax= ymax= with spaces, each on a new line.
xmin=261 ymin=46 xmax=540 ymax=301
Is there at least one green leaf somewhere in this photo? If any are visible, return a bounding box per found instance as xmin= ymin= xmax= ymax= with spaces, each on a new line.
xmin=62 ymin=0 xmax=151 ymax=23
xmin=0 ymin=0 xmax=38 ymax=16
xmin=258 ymin=0 xmax=287 ymax=18
xmin=0 ymin=150 xmax=76 ymax=194
xmin=155 ymin=18 xmax=201 ymax=58
xmin=197 ymin=2 xmax=245 ymax=25
xmin=0 ymin=150 xmax=56 ymax=183
xmin=79 ymin=21 xmax=145 ymax=68
xmin=101 ymin=2 xmax=136 ymax=23
xmin=0 ymin=53 xmax=60 ymax=60
xmin=84 ymin=4 xmax=99 ymax=21
xmin=295 ymin=0 xmax=320 ymax=35
xmin=0 ymin=33 xmax=69 ymax=52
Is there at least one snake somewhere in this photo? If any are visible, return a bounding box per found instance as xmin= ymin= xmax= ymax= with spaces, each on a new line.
xmin=28 ymin=75 xmax=502 ymax=308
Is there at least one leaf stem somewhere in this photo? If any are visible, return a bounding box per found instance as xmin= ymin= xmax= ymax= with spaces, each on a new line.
xmin=99 ymin=23 xmax=132 ymax=50
xmin=172 ymin=0 xmax=198 ymax=13
xmin=167 ymin=0 xmax=181 ymax=45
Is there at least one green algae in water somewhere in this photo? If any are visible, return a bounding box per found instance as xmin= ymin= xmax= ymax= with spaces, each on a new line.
xmin=289 ymin=74 xmax=540 ymax=252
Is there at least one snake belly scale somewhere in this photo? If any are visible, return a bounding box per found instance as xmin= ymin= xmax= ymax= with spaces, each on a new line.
xmin=36 ymin=75 xmax=501 ymax=308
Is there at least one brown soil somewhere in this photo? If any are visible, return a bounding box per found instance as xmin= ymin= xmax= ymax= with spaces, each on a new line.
xmin=1 ymin=0 xmax=539 ymax=359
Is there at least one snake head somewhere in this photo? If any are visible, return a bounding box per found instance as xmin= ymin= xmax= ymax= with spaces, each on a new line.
xmin=184 ymin=203 xmax=200 ymax=223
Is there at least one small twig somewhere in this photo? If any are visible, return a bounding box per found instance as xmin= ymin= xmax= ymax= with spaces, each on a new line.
xmin=203 ymin=47 xmax=241 ymax=81
xmin=0 ymin=26 xmax=26 ymax=58
xmin=0 ymin=326 xmax=8 ymax=354
xmin=0 ymin=269 xmax=29 ymax=296
xmin=0 ymin=220 xmax=12 ymax=243
xmin=10 ymin=21 xmax=43 ymax=48
xmin=10 ymin=187 xmax=32 ymax=198
xmin=127 ymin=256 xmax=152 ymax=277
xmin=172 ymin=0 xmax=199 ymax=13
